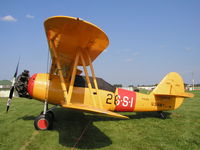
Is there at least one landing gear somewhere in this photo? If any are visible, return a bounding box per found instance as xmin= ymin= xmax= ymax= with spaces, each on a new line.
xmin=158 ymin=111 xmax=166 ymax=119
xmin=34 ymin=114 xmax=52 ymax=130
xmin=41 ymin=110 xmax=54 ymax=121
xmin=34 ymin=101 xmax=57 ymax=130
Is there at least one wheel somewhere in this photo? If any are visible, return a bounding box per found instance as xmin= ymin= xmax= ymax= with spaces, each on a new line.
xmin=40 ymin=110 xmax=54 ymax=121
xmin=34 ymin=114 xmax=52 ymax=130
xmin=158 ymin=111 xmax=166 ymax=119
xmin=160 ymin=113 xmax=166 ymax=119
xmin=47 ymin=111 xmax=54 ymax=121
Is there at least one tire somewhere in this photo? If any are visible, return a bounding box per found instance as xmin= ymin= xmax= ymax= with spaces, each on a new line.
xmin=40 ymin=111 xmax=54 ymax=121
xmin=158 ymin=111 xmax=166 ymax=119
xmin=47 ymin=111 xmax=55 ymax=121
xmin=34 ymin=114 xmax=52 ymax=130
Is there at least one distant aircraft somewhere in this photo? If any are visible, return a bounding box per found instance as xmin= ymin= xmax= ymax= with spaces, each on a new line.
xmin=6 ymin=16 xmax=194 ymax=130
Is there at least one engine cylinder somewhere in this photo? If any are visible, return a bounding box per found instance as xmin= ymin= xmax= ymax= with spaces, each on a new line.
xmin=15 ymin=70 xmax=32 ymax=98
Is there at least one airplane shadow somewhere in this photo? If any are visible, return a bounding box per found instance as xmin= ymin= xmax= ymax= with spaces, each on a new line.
xmin=19 ymin=109 xmax=112 ymax=149
xmin=131 ymin=111 xmax=171 ymax=119
xmin=52 ymin=109 xmax=112 ymax=149
xmin=19 ymin=109 xmax=172 ymax=149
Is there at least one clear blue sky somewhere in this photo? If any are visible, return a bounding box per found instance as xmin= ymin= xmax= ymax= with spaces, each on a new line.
xmin=0 ymin=0 xmax=199 ymax=86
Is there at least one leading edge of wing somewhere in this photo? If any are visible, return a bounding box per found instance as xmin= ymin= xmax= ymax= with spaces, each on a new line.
xmin=61 ymin=103 xmax=129 ymax=119
xmin=44 ymin=16 xmax=109 ymax=66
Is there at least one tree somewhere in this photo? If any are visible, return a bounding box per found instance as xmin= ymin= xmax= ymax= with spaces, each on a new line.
xmin=113 ymin=84 xmax=123 ymax=88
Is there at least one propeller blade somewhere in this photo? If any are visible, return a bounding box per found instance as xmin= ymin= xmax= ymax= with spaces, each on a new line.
xmin=14 ymin=59 xmax=19 ymax=78
xmin=6 ymin=60 xmax=20 ymax=112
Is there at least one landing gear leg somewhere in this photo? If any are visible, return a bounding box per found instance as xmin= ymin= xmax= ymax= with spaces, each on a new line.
xmin=158 ymin=111 xmax=166 ymax=119
xmin=43 ymin=101 xmax=48 ymax=115
xmin=34 ymin=101 xmax=55 ymax=130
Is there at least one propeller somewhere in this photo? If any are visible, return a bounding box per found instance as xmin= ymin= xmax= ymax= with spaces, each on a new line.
xmin=6 ymin=60 xmax=20 ymax=112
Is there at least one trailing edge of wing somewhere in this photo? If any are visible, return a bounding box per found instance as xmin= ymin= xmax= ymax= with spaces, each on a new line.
xmin=62 ymin=103 xmax=129 ymax=119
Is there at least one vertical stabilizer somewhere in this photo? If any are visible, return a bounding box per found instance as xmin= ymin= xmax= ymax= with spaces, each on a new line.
xmin=152 ymin=72 xmax=193 ymax=98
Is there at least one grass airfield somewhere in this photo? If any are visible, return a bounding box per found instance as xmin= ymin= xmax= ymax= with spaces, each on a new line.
xmin=0 ymin=91 xmax=199 ymax=150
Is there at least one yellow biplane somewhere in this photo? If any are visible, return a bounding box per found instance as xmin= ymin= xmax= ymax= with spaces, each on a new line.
xmin=7 ymin=16 xmax=194 ymax=130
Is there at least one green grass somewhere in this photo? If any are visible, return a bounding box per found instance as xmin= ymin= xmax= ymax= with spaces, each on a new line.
xmin=0 ymin=91 xmax=200 ymax=150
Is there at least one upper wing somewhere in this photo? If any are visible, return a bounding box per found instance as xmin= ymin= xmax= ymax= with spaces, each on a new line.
xmin=62 ymin=103 xmax=129 ymax=119
xmin=44 ymin=16 xmax=109 ymax=75
xmin=44 ymin=16 xmax=122 ymax=119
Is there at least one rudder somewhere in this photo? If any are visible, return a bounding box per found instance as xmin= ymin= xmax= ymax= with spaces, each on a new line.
xmin=152 ymin=72 xmax=193 ymax=98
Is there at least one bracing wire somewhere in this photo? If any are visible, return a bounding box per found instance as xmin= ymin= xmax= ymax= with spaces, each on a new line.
xmin=71 ymin=120 xmax=92 ymax=150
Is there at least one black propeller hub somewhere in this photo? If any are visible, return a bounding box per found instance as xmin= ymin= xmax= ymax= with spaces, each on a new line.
xmin=15 ymin=70 xmax=32 ymax=98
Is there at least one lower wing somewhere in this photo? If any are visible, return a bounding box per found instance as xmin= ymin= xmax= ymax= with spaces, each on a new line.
xmin=61 ymin=103 xmax=129 ymax=119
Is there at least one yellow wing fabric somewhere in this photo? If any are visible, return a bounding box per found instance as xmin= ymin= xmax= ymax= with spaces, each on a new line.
xmin=43 ymin=16 xmax=127 ymax=119
xmin=62 ymin=103 xmax=129 ymax=119
xmin=44 ymin=16 xmax=109 ymax=75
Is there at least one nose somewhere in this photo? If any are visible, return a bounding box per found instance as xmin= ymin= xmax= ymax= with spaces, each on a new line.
xmin=28 ymin=74 xmax=37 ymax=97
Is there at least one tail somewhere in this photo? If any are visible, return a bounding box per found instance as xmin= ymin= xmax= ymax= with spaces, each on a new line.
xmin=151 ymin=72 xmax=194 ymax=110
xmin=152 ymin=72 xmax=194 ymax=98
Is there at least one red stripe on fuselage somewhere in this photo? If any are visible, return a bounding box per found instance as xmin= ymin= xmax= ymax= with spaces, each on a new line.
xmin=27 ymin=74 xmax=37 ymax=97
xmin=114 ymin=88 xmax=136 ymax=112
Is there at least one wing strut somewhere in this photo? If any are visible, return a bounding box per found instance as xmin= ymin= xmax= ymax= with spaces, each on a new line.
xmin=67 ymin=51 xmax=80 ymax=103
xmin=66 ymin=48 xmax=104 ymax=108
xmin=49 ymin=39 xmax=69 ymax=104
xmin=80 ymin=50 xmax=97 ymax=107
xmin=48 ymin=36 xmax=103 ymax=108
xmin=86 ymin=51 xmax=103 ymax=109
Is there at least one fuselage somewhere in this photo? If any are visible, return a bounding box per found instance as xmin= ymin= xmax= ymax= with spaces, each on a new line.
xmin=27 ymin=73 xmax=184 ymax=112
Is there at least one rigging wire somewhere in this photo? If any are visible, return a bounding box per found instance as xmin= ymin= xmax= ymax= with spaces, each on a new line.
xmin=71 ymin=120 xmax=92 ymax=150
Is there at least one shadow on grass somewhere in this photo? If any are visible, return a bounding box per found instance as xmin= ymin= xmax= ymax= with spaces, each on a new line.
xmin=85 ymin=111 xmax=172 ymax=121
xmin=19 ymin=115 xmax=35 ymax=120
xmin=132 ymin=111 xmax=171 ymax=119
xmin=52 ymin=109 xmax=112 ymax=149
xmin=18 ymin=108 xmax=171 ymax=149
xmin=19 ymin=109 xmax=112 ymax=149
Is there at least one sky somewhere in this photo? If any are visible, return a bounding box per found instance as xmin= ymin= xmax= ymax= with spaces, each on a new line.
xmin=0 ymin=0 xmax=199 ymax=86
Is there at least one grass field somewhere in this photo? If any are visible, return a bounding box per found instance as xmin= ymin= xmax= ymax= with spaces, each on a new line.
xmin=0 ymin=91 xmax=200 ymax=150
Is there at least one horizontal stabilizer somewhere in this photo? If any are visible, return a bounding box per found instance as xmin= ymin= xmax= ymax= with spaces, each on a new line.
xmin=152 ymin=72 xmax=194 ymax=98
xmin=62 ymin=103 xmax=129 ymax=119
xmin=154 ymin=92 xmax=194 ymax=98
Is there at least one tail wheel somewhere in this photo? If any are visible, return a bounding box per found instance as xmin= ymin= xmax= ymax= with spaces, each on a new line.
xmin=34 ymin=114 xmax=52 ymax=130
xmin=158 ymin=111 xmax=166 ymax=119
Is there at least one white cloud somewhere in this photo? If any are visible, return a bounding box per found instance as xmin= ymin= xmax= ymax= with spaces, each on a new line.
xmin=1 ymin=15 xmax=17 ymax=22
xmin=26 ymin=14 xmax=34 ymax=19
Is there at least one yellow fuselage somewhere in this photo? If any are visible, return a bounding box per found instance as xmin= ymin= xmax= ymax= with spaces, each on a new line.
xmin=28 ymin=73 xmax=184 ymax=112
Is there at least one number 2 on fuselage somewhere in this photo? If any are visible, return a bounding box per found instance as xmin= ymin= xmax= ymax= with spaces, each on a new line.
xmin=106 ymin=88 xmax=136 ymax=112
